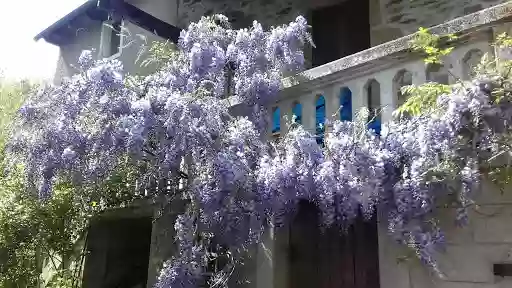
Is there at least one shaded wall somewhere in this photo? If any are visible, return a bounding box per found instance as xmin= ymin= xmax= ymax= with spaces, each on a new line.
xmin=176 ymin=0 xmax=509 ymax=46
xmin=53 ymin=17 xmax=103 ymax=84
xmin=379 ymin=180 xmax=512 ymax=288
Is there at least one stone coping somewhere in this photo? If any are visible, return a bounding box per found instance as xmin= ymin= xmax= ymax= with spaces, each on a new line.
xmin=222 ymin=2 xmax=512 ymax=108
xmin=280 ymin=1 xmax=512 ymax=93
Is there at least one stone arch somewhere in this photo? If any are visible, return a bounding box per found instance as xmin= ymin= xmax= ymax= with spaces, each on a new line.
xmin=315 ymin=94 xmax=326 ymax=145
xmin=272 ymin=106 xmax=280 ymax=134
xmin=292 ymin=101 xmax=302 ymax=124
xmin=365 ymin=79 xmax=381 ymax=135
xmin=462 ymin=49 xmax=484 ymax=80
xmin=365 ymin=79 xmax=382 ymax=134
xmin=339 ymin=87 xmax=352 ymax=121
xmin=393 ymin=69 xmax=413 ymax=108
xmin=426 ymin=63 xmax=449 ymax=84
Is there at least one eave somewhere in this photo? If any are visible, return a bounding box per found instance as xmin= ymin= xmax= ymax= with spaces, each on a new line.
xmin=34 ymin=0 xmax=181 ymax=46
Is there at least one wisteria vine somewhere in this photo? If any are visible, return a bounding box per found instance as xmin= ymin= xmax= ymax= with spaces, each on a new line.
xmin=8 ymin=14 xmax=512 ymax=287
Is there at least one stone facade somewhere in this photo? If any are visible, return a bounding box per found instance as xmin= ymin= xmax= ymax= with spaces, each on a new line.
xmin=176 ymin=0 xmax=509 ymax=47
xmin=379 ymin=180 xmax=512 ymax=288
xmin=177 ymin=0 xmax=308 ymax=29
xmin=52 ymin=16 xmax=103 ymax=84
xmin=52 ymin=0 xmax=511 ymax=82
xmin=49 ymin=2 xmax=512 ymax=288
xmin=267 ymin=5 xmax=512 ymax=288
xmin=372 ymin=0 xmax=508 ymax=45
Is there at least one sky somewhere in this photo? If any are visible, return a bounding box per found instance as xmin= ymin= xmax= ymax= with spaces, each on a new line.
xmin=0 ymin=0 xmax=87 ymax=80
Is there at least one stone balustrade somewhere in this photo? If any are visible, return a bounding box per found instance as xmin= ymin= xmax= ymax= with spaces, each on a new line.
xmin=259 ymin=1 xmax=512 ymax=140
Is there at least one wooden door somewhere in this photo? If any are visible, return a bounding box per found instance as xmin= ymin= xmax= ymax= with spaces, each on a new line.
xmin=288 ymin=200 xmax=380 ymax=288
xmin=289 ymin=201 xmax=320 ymax=288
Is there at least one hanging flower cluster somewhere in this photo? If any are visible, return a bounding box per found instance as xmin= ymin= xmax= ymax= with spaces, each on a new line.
xmin=9 ymin=14 xmax=512 ymax=287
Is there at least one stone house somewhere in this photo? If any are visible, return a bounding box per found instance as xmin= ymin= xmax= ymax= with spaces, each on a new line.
xmin=35 ymin=0 xmax=512 ymax=288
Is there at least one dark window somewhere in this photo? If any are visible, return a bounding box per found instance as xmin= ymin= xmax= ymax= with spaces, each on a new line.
xmin=310 ymin=0 xmax=370 ymax=67
xmin=110 ymin=21 xmax=122 ymax=56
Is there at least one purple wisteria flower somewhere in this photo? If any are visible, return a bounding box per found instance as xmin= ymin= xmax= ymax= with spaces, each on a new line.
xmin=10 ymin=12 xmax=512 ymax=288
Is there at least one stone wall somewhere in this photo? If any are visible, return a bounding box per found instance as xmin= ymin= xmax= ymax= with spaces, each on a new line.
xmin=176 ymin=0 xmax=508 ymax=47
xmin=53 ymin=17 xmax=103 ymax=84
xmin=127 ymin=0 xmax=180 ymax=27
xmin=53 ymin=18 xmax=167 ymax=84
xmin=379 ymin=180 xmax=512 ymax=288
xmin=371 ymin=0 xmax=508 ymax=45
xmin=177 ymin=0 xmax=349 ymax=29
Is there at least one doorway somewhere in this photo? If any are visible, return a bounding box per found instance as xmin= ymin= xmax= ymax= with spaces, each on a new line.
xmin=288 ymin=200 xmax=380 ymax=288
xmin=310 ymin=0 xmax=371 ymax=67
xmin=82 ymin=217 xmax=153 ymax=288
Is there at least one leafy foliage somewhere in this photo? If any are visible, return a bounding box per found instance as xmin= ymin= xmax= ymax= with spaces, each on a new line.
xmin=0 ymin=81 xmax=143 ymax=286
xmin=139 ymin=40 xmax=179 ymax=70
xmin=394 ymin=82 xmax=452 ymax=117
xmin=409 ymin=27 xmax=457 ymax=65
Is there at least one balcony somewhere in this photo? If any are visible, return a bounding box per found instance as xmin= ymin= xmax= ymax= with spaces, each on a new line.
xmin=254 ymin=1 xmax=512 ymax=140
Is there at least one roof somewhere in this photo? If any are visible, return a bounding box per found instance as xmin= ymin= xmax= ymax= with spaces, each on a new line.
xmin=34 ymin=0 xmax=181 ymax=45
xmin=34 ymin=0 xmax=104 ymax=43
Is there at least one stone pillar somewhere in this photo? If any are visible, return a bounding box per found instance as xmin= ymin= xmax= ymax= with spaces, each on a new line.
xmin=324 ymin=85 xmax=339 ymax=133
xmin=353 ymin=81 xmax=367 ymax=121
xmin=376 ymin=74 xmax=394 ymax=125
xmin=280 ymin=99 xmax=294 ymax=135
xmin=377 ymin=219 xmax=412 ymax=288
xmin=255 ymin=226 xmax=274 ymax=288
xmin=301 ymin=93 xmax=317 ymax=135
xmin=146 ymin=200 xmax=186 ymax=288
xmin=410 ymin=61 xmax=427 ymax=86
xmin=273 ymin=224 xmax=290 ymax=288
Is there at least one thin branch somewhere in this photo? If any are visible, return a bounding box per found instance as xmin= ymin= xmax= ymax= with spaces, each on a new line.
xmin=179 ymin=170 xmax=188 ymax=179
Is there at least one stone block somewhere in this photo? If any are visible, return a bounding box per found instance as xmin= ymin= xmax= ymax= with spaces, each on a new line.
xmin=377 ymin=226 xmax=413 ymax=288
xmin=371 ymin=26 xmax=404 ymax=46
xmin=436 ymin=208 xmax=474 ymax=244
xmin=415 ymin=280 xmax=510 ymax=288
xmin=409 ymin=274 xmax=512 ymax=288
xmin=473 ymin=205 xmax=512 ymax=244
xmin=431 ymin=244 xmax=512 ymax=283
xmin=409 ymin=242 xmax=512 ymax=287
xmin=473 ymin=180 xmax=512 ymax=205
xmin=145 ymin=199 xmax=187 ymax=288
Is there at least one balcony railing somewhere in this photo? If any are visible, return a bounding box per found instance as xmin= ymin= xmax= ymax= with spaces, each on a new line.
xmin=254 ymin=1 xmax=512 ymax=139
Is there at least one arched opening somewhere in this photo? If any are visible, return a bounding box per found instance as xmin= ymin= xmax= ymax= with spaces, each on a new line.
xmin=462 ymin=49 xmax=483 ymax=80
xmin=292 ymin=102 xmax=302 ymax=124
xmin=426 ymin=63 xmax=449 ymax=85
xmin=316 ymin=95 xmax=326 ymax=145
xmin=393 ymin=69 xmax=412 ymax=108
xmin=272 ymin=107 xmax=280 ymax=134
xmin=340 ymin=87 xmax=352 ymax=122
xmin=366 ymin=79 xmax=381 ymax=136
